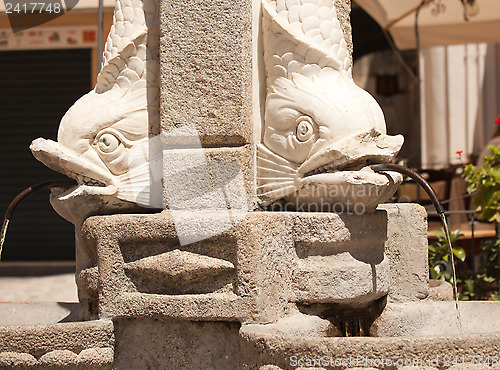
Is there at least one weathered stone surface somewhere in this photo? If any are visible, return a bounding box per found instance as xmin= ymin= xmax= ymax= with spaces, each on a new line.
xmin=82 ymin=208 xmax=416 ymax=323
xmin=381 ymin=203 xmax=429 ymax=302
xmin=162 ymin=146 xmax=256 ymax=213
xmin=159 ymin=0 xmax=252 ymax=147
xmin=38 ymin=349 xmax=79 ymax=367
xmin=240 ymin=324 xmax=500 ymax=369
xmin=113 ymin=318 xmax=240 ymax=370
xmin=0 ymin=347 xmax=114 ymax=369
xmin=335 ymin=0 xmax=352 ymax=63
xmin=0 ymin=320 xmax=114 ymax=358
xmin=0 ymin=352 xmax=37 ymax=368
xmin=78 ymin=204 xmax=428 ymax=323
xmin=248 ymin=312 xmax=341 ymax=339
xmin=428 ymin=279 xmax=453 ymax=301
xmin=76 ymin=347 xmax=114 ymax=368
xmin=289 ymin=210 xmax=390 ymax=304
xmin=124 ymin=249 xmax=235 ymax=295
xmin=371 ymin=301 xmax=500 ymax=337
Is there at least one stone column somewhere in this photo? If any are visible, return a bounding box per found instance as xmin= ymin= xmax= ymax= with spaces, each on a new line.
xmin=159 ymin=1 xmax=352 ymax=211
xmin=159 ymin=0 xmax=256 ymax=212
xmin=336 ymin=0 xmax=353 ymax=65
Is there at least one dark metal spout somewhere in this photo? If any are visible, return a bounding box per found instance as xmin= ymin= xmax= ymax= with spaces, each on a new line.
xmin=370 ymin=163 xmax=445 ymax=215
xmin=0 ymin=179 xmax=77 ymax=260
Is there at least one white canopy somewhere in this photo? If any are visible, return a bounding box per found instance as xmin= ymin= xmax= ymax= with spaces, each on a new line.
xmin=355 ymin=0 xmax=500 ymax=50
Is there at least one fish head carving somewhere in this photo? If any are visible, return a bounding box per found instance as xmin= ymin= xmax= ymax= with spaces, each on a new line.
xmin=257 ymin=70 xmax=404 ymax=208
xmin=56 ymin=85 xmax=148 ymax=180
xmin=258 ymin=0 xmax=404 ymax=210
xmin=29 ymin=0 xmax=162 ymax=222
xmin=264 ymin=71 xmax=388 ymax=165
xmin=30 ymin=83 xmax=163 ymax=222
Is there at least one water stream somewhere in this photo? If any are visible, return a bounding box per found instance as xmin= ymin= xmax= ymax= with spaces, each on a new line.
xmin=0 ymin=218 xmax=8 ymax=260
xmin=371 ymin=163 xmax=462 ymax=330
xmin=439 ymin=213 xmax=462 ymax=330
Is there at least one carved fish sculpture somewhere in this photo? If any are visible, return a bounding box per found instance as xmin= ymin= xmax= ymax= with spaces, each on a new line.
xmin=30 ymin=0 xmax=162 ymax=217
xmin=258 ymin=0 xmax=404 ymax=210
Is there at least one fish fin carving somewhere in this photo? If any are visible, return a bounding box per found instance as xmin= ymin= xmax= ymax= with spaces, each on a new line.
xmin=117 ymin=136 xmax=163 ymax=208
xmin=257 ymin=144 xmax=299 ymax=203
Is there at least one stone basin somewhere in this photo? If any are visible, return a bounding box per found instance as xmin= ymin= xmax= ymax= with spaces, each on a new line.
xmin=0 ymin=320 xmax=114 ymax=369
xmin=240 ymin=301 xmax=500 ymax=369
xmin=371 ymin=301 xmax=500 ymax=337
xmin=240 ymin=323 xmax=500 ymax=369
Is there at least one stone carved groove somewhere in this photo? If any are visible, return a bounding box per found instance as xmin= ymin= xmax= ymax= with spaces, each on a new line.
xmin=258 ymin=0 xmax=404 ymax=210
xmin=124 ymin=249 xmax=236 ymax=295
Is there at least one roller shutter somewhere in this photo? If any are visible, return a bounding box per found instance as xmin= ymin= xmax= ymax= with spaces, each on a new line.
xmin=0 ymin=48 xmax=91 ymax=261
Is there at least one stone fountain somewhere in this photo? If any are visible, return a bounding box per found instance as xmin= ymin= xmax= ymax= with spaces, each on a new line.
xmin=1 ymin=0 xmax=500 ymax=368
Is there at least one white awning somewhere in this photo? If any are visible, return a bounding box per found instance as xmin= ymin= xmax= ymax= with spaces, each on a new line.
xmin=355 ymin=0 xmax=500 ymax=50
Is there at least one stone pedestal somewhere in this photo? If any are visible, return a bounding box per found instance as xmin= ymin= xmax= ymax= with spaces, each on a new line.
xmin=46 ymin=203 xmax=431 ymax=369
xmin=76 ymin=204 xmax=428 ymax=325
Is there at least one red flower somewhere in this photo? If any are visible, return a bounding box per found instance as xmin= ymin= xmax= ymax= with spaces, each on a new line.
xmin=495 ymin=115 xmax=500 ymax=124
xmin=456 ymin=150 xmax=463 ymax=156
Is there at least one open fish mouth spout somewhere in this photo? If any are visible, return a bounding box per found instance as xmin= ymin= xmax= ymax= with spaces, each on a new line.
xmin=30 ymin=138 xmax=117 ymax=199
xmin=257 ymin=130 xmax=404 ymax=211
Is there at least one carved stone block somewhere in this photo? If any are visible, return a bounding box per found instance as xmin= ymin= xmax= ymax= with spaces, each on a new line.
xmin=159 ymin=0 xmax=253 ymax=147
xmin=77 ymin=204 xmax=428 ymax=323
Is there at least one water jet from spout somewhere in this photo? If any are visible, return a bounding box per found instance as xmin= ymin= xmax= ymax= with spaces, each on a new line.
xmin=371 ymin=163 xmax=462 ymax=331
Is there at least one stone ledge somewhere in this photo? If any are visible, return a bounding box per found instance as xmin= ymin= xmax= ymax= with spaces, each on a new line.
xmin=0 ymin=347 xmax=113 ymax=369
xmin=103 ymin=292 xmax=246 ymax=322
xmin=371 ymin=301 xmax=500 ymax=337
xmin=240 ymin=324 xmax=500 ymax=370
xmin=0 ymin=320 xmax=114 ymax=358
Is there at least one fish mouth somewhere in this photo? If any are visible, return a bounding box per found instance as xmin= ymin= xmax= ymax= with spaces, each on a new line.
xmin=298 ymin=129 xmax=404 ymax=179
xmin=280 ymin=129 xmax=403 ymax=210
xmin=30 ymin=138 xmax=116 ymax=196
xmin=302 ymin=157 xmax=375 ymax=178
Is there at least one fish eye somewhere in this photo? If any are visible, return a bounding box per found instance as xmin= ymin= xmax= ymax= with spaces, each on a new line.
xmin=295 ymin=116 xmax=315 ymax=142
xmin=97 ymin=133 xmax=120 ymax=153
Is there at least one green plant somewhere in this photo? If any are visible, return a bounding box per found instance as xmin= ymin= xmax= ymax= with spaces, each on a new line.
xmin=463 ymin=145 xmax=500 ymax=223
xmin=460 ymin=143 xmax=500 ymax=300
xmin=459 ymin=238 xmax=500 ymax=301
xmin=428 ymin=229 xmax=465 ymax=281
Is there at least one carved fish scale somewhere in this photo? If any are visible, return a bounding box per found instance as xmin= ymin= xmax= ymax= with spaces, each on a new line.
xmin=262 ymin=0 xmax=352 ymax=82
xmin=96 ymin=0 xmax=160 ymax=127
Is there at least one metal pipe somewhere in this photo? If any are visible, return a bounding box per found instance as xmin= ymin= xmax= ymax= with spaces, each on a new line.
xmin=371 ymin=162 xmax=462 ymax=319
xmin=0 ymin=180 xmax=76 ymax=260
xmin=370 ymin=163 xmax=445 ymax=215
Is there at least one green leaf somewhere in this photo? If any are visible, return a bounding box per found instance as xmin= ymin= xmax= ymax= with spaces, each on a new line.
xmin=452 ymin=247 xmax=466 ymax=262
xmin=465 ymin=279 xmax=475 ymax=293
